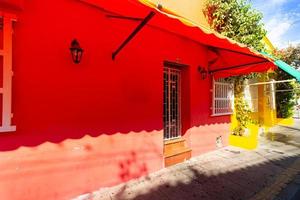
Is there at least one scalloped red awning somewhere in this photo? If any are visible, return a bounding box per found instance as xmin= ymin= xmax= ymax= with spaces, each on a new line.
xmin=80 ymin=0 xmax=277 ymax=78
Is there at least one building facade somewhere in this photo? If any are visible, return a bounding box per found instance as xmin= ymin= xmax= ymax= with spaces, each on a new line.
xmin=0 ymin=0 xmax=275 ymax=199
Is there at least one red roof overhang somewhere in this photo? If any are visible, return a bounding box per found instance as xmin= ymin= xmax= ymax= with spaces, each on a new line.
xmin=0 ymin=0 xmax=24 ymax=10
xmin=80 ymin=0 xmax=276 ymax=78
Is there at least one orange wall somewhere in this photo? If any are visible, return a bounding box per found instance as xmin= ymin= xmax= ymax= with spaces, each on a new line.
xmin=0 ymin=0 xmax=229 ymax=199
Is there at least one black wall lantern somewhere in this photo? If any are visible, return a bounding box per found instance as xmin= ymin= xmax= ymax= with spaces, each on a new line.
xmin=70 ymin=39 xmax=83 ymax=64
xmin=198 ymin=66 xmax=208 ymax=80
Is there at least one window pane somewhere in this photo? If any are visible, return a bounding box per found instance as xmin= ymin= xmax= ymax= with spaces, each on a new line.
xmin=213 ymin=78 xmax=234 ymax=115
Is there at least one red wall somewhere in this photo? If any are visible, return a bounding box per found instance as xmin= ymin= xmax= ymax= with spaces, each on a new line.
xmin=0 ymin=0 xmax=230 ymax=199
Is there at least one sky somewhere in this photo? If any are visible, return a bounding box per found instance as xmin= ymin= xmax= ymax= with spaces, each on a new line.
xmin=251 ymin=0 xmax=300 ymax=49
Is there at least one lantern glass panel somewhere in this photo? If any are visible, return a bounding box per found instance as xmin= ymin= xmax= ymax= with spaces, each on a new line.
xmin=70 ymin=39 xmax=83 ymax=64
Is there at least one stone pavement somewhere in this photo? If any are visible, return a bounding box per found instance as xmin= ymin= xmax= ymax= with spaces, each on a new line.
xmin=274 ymin=173 xmax=300 ymax=200
xmin=74 ymin=120 xmax=300 ymax=200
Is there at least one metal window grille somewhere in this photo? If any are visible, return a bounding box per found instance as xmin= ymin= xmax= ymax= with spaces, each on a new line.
xmin=163 ymin=67 xmax=181 ymax=140
xmin=212 ymin=78 xmax=234 ymax=116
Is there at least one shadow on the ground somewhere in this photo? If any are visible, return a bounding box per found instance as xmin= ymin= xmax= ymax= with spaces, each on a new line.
xmin=109 ymin=151 xmax=299 ymax=200
xmin=264 ymin=131 xmax=300 ymax=148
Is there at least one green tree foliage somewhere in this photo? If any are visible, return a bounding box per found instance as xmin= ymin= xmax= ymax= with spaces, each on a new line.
xmin=275 ymin=45 xmax=300 ymax=118
xmin=277 ymin=45 xmax=300 ymax=69
xmin=205 ymin=0 xmax=267 ymax=51
xmin=232 ymin=77 xmax=253 ymax=136
xmin=205 ymin=0 xmax=267 ymax=135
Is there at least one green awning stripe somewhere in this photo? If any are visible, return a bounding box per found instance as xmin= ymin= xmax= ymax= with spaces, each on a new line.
xmin=261 ymin=52 xmax=300 ymax=82
xmin=274 ymin=60 xmax=300 ymax=82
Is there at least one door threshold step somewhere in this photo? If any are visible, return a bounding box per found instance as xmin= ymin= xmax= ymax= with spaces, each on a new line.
xmin=164 ymin=147 xmax=192 ymax=158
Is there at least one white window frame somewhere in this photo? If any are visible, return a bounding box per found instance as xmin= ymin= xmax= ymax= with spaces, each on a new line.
xmin=269 ymin=79 xmax=276 ymax=110
xmin=0 ymin=12 xmax=16 ymax=132
xmin=244 ymin=79 xmax=259 ymax=112
xmin=212 ymin=78 xmax=234 ymax=116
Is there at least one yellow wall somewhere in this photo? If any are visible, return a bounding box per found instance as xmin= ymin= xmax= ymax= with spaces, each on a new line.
xmin=148 ymin=0 xmax=210 ymax=27
xmin=257 ymin=76 xmax=277 ymax=128
xmin=262 ymin=36 xmax=276 ymax=53
xmin=148 ymin=0 xmax=276 ymax=55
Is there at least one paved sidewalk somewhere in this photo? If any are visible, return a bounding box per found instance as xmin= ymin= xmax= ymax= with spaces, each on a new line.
xmin=74 ymin=121 xmax=300 ymax=200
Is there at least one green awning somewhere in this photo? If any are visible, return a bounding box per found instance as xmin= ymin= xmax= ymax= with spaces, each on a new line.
xmin=261 ymin=52 xmax=300 ymax=82
xmin=274 ymin=60 xmax=300 ymax=82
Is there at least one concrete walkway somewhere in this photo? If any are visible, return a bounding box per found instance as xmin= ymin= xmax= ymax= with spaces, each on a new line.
xmin=74 ymin=120 xmax=300 ymax=200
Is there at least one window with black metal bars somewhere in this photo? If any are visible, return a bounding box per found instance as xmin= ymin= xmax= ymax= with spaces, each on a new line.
xmin=163 ymin=67 xmax=181 ymax=140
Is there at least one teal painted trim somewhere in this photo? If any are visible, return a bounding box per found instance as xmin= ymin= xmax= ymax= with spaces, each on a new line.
xmin=261 ymin=52 xmax=300 ymax=82
xmin=275 ymin=60 xmax=300 ymax=82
